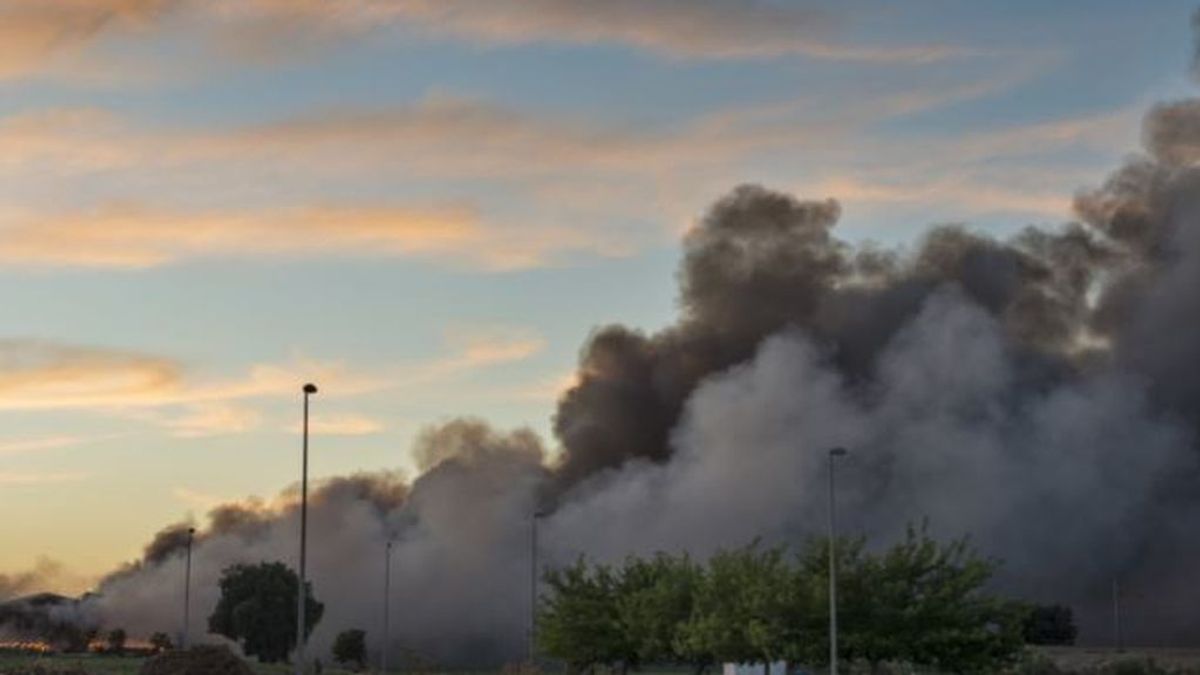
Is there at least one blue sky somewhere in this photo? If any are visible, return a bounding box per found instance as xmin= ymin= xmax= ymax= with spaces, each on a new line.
xmin=0 ymin=0 xmax=1196 ymax=592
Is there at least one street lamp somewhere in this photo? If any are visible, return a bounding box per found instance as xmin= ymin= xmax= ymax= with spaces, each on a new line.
xmin=530 ymin=510 xmax=549 ymax=663
xmin=296 ymin=383 xmax=318 ymax=675
xmin=182 ymin=527 xmax=195 ymax=650
xmin=827 ymin=447 xmax=848 ymax=675
xmin=382 ymin=540 xmax=393 ymax=674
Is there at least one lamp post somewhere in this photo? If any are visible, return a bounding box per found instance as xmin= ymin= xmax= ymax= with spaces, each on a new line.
xmin=182 ymin=527 xmax=195 ymax=650
xmin=530 ymin=510 xmax=548 ymax=663
xmin=1113 ymin=577 xmax=1123 ymax=653
xmin=296 ymin=383 xmax=318 ymax=675
xmin=382 ymin=540 xmax=393 ymax=674
xmin=827 ymin=447 xmax=848 ymax=675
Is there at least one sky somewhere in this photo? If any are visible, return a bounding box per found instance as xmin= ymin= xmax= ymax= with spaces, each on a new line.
xmin=0 ymin=0 xmax=1197 ymax=594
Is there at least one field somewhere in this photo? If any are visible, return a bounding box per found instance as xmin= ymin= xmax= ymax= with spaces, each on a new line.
xmin=1031 ymin=646 xmax=1200 ymax=673
xmin=0 ymin=654 xmax=360 ymax=675
xmin=6 ymin=648 xmax=1200 ymax=675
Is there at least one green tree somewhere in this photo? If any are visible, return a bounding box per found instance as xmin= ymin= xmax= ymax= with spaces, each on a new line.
xmin=332 ymin=629 xmax=367 ymax=670
xmin=677 ymin=542 xmax=806 ymax=672
xmin=149 ymin=632 xmax=174 ymax=652
xmin=537 ymin=557 xmax=628 ymax=673
xmin=1023 ymin=605 xmax=1078 ymax=646
xmin=208 ymin=561 xmax=324 ymax=663
xmin=106 ymin=628 xmax=127 ymax=654
xmin=799 ymin=524 xmax=1025 ymax=673
xmin=614 ymin=553 xmax=704 ymax=669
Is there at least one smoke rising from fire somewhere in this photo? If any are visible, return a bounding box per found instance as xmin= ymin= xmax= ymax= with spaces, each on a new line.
xmin=9 ymin=19 xmax=1200 ymax=667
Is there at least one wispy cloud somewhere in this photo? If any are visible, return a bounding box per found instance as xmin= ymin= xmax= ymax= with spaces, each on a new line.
xmin=0 ymin=340 xmax=377 ymax=411
xmin=0 ymin=434 xmax=92 ymax=456
xmin=0 ymin=331 xmax=540 ymax=424
xmin=433 ymin=326 xmax=547 ymax=370
xmin=0 ymin=0 xmax=168 ymax=80
xmin=0 ymin=0 xmax=973 ymax=83
xmin=172 ymin=486 xmax=227 ymax=510
xmin=810 ymin=175 xmax=1073 ymax=219
xmin=0 ymin=471 xmax=87 ymax=485
xmin=285 ymin=413 xmax=384 ymax=436
xmin=215 ymin=0 xmax=968 ymax=64
xmin=0 ymin=201 xmax=635 ymax=271
xmin=0 ymin=74 xmax=1056 ymax=272
xmin=164 ymin=402 xmax=262 ymax=438
xmin=0 ymin=339 xmax=182 ymax=410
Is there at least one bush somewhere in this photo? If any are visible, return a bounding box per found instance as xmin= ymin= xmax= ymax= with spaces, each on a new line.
xmin=332 ymin=629 xmax=367 ymax=670
xmin=139 ymin=645 xmax=255 ymax=675
xmin=149 ymin=632 xmax=174 ymax=653
xmin=1024 ymin=605 xmax=1078 ymax=646
xmin=106 ymin=628 xmax=127 ymax=654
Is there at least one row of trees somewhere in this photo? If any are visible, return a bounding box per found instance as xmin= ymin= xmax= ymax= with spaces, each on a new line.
xmin=537 ymin=525 xmax=1030 ymax=674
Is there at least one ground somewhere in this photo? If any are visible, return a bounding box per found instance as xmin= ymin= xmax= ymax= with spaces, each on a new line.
xmin=5 ymin=648 xmax=1200 ymax=675
xmin=0 ymin=655 xmax=364 ymax=675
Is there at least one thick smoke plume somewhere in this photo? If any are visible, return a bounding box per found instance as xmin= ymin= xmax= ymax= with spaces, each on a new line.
xmin=11 ymin=29 xmax=1200 ymax=667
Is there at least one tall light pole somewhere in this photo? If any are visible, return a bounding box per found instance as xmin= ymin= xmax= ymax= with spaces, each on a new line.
xmin=182 ymin=527 xmax=195 ymax=650
xmin=530 ymin=510 xmax=547 ymax=663
xmin=382 ymin=540 xmax=393 ymax=674
xmin=827 ymin=447 xmax=848 ymax=675
xmin=296 ymin=383 xmax=318 ymax=675
xmin=1113 ymin=577 xmax=1123 ymax=653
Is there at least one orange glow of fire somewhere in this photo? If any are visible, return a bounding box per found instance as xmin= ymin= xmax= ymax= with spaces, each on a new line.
xmin=87 ymin=638 xmax=159 ymax=652
xmin=0 ymin=640 xmax=54 ymax=653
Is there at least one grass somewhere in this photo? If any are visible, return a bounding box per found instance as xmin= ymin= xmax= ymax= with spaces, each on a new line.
xmin=0 ymin=653 xmax=145 ymax=675
xmin=8 ymin=648 xmax=1200 ymax=675
xmin=0 ymin=653 xmax=428 ymax=675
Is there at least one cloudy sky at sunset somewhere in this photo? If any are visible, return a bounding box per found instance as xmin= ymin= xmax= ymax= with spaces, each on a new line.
xmin=1 ymin=0 xmax=1196 ymax=593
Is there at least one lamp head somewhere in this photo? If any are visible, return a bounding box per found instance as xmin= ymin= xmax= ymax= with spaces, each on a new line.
xmin=303 ymin=383 xmax=318 ymax=395
xmin=830 ymin=446 xmax=848 ymax=457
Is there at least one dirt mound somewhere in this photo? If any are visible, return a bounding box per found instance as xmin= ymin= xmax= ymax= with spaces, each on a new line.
xmin=139 ymin=646 xmax=253 ymax=675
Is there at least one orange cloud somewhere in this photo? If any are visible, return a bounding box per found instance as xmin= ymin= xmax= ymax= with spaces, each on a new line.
xmin=416 ymin=327 xmax=547 ymax=379
xmin=0 ymin=471 xmax=87 ymax=485
xmin=0 ymin=203 xmax=627 ymax=271
xmin=0 ymin=434 xmax=92 ymax=456
xmin=0 ymin=340 xmax=378 ymax=412
xmin=0 ymin=330 xmax=539 ymax=420
xmin=0 ymin=340 xmax=182 ymax=411
xmin=214 ymin=0 xmax=966 ymax=63
xmin=172 ymin=486 xmax=227 ymax=510
xmin=165 ymin=402 xmax=262 ymax=438
xmin=284 ymin=413 xmax=384 ymax=436
xmin=811 ymin=175 xmax=1072 ymax=218
xmin=0 ymin=0 xmax=169 ymax=80
xmin=0 ymin=0 xmax=969 ymax=82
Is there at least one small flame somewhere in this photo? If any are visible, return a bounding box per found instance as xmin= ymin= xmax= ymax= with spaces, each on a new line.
xmin=87 ymin=638 xmax=161 ymax=653
xmin=0 ymin=640 xmax=54 ymax=653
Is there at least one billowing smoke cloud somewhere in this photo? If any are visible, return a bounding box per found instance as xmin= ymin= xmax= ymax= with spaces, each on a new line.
xmin=79 ymin=422 xmax=545 ymax=666
xmin=16 ymin=22 xmax=1200 ymax=667
xmin=0 ymin=559 xmax=84 ymax=602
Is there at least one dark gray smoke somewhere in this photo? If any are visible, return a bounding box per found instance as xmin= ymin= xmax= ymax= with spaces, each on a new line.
xmin=20 ymin=22 xmax=1200 ymax=666
xmin=551 ymin=185 xmax=1110 ymax=490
